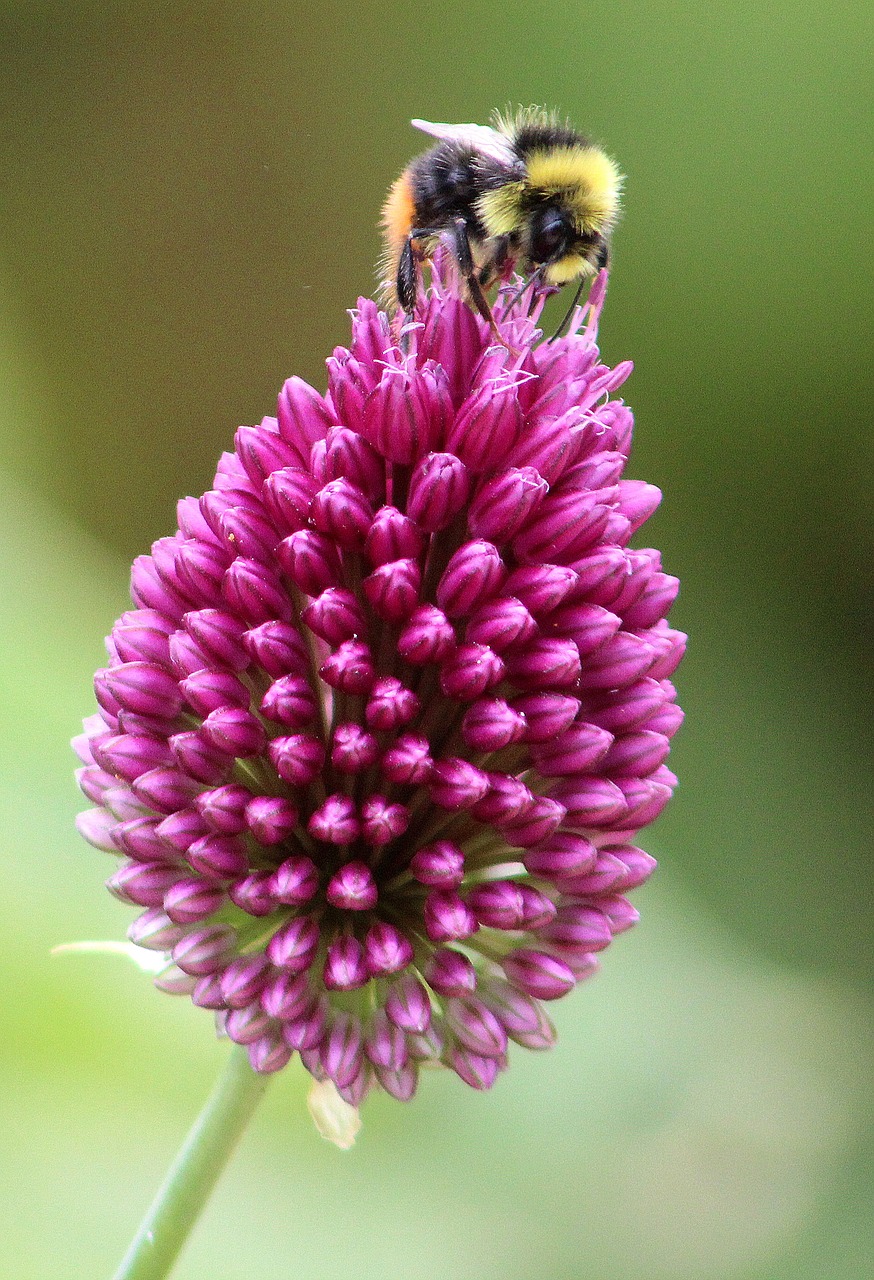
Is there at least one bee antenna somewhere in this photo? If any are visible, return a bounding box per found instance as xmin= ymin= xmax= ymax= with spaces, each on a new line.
xmin=548 ymin=278 xmax=587 ymax=342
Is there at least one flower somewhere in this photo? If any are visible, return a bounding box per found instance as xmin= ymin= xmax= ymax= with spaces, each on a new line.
xmin=73 ymin=263 xmax=684 ymax=1106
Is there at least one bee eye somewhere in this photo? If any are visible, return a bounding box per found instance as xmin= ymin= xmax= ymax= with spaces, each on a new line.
xmin=530 ymin=206 xmax=571 ymax=263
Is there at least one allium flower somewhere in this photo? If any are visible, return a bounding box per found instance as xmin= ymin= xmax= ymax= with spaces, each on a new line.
xmin=73 ymin=265 xmax=684 ymax=1106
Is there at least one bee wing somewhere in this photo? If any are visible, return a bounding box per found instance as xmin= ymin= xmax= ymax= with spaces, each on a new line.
xmin=411 ymin=118 xmax=517 ymax=166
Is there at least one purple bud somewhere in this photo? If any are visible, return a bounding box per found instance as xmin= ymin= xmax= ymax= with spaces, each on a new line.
xmin=243 ymin=620 xmax=310 ymax=677
xmin=201 ymin=707 xmax=267 ymax=757
xmin=266 ymin=915 xmax=320 ymax=971
xmin=375 ymin=1064 xmax=419 ymax=1101
xmin=557 ymin=851 xmax=630 ymax=896
xmin=363 ymin=364 xmax=449 ymax=464
xmin=270 ymin=855 xmax=319 ymax=905
xmin=364 ymin=921 xmax=414 ymax=976
xmin=319 ymin=425 xmax=384 ymax=494
xmin=461 ymin=697 xmax=526 ymax=751
xmin=183 ymin=609 xmax=249 ymax=671
xmin=260 ymin=970 xmax=312 ymax=1020
xmin=91 ymin=733 xmax=173 ymax=782
xmin=502 ymin=949 xmax=576 ymax=1000
xmin=504 ymin=564 xmax=578 ymax=614
xmin=276 ymin=376 xmax=334 ymax=461
xmin=222 ymin=559 xmax=292 ymax=628
xmin=282 ymin=995 xmax=329 ymax=1050
xmin=437 ymin=541 xmax=506 ymax=618
xmin=323 ymin=936 xmax=369 ymax=990
xmin=616 ymin=479 xmax=661 ymax=534
xmin=424 ymin=947 xmax=477 ymax=996
xmin=244 ymin=795 xmax=298 ymax=846
xmin=504 ymin=637 xmax=581 ymax=690
xmin=310 ymin=477 xmax=374 ymax=549
xmin=107 ymin=861 xmax=179 ymax=907
xmin=186 ymin=834 xmax=249 ymax=880
xmin=580 ymin=630 xmax=658 ymax=689
xmin=220 ymin=954 xmax=272 ymax=1008
xmin=445 ymin=995 xmax=507 ymax=1058
xmin=164 ymin=877 xmax=226 ymax=923
xmin=542 ymin=601 xmax=622 ymax=656
xmin=365 ymin=1009 xmax=409 ymax=1070
xmin=195 ymin=784 xmax=251 ymax=835
xmin=103 ymin=663 xmax=183 ymax=719
xmin=191 ymin=972 xmax=226 ymax=1009
xmin=248 ymin=1033 xmax=293 ymax=1075
xmin=600 ymin=729 xmax=671 ymax=778
xmin=260 ymin=674 xmax=317 ymax=728
xmin=153 ymin=809 xmax=207 ymax=854
xmin=168 ymin=730 xmax=232 ymax=785
xmin=321 ymin=1010 xmax=364 ymax=1088
xmin=127 ymin=908 xmax=186 ymax=951
xmin=363 ymin=558 xmax=421 ymax=622
xmin=423 ymin=889 xmax=478 ymax=942
xmin=262 ymin=466 xmax=318 ymax=535
xmin=643 ymin=625 xmax=687 ymax=681
xmin=385 ymin=974 xmax=431 ymax=1033
xmin=537 ymin=903 xmax=613 ymax=954
xmin=380 ymin=733 xmax=433 ymax=784
xmin=130 ymin=555 xmax=188 ymax=619
xmin=466 ymin=597 xmax=537 ymax=651
xmin=468 ymin=467 xmax=549 ymax=541
xmin=224 ymin=1005 xmax=272 ymax=1046
xmin=365 ymin=506 xmax=424 ymax=565
xmin=331 ymin=723 xmax=379 ymax=773
xmin=326 ymin=860 xmax=377 ymax=909
xmin=268 ymin=734 xmax=325 ymax=786
xmin=309 ymin=795 xmax=361 ymax=845
xmin=111 ymin=610 xmax=174 ymax=666
xmin=498 ymin=795 xmax=567 ymax=847
xmin=131 ymin=766 xmax=202 ymax=815
xmin=407 ymin=452 xmax=470 ymax=531
xmin=396 ymin=604 xmax=457 ymax=664
xmin=365 ymin=677 xmax=420 ymax=730
xmin=228 ymin=870 xmax=277 ymax=917
xmin=180 ymin=670 xmax=250 ymax=716
xmin=448 ymin=1046 xmax=501 ymax=1090
xmin=440 ymin=643 xmax=505 ymax=700
xmin=302 ymin=588 xmax=367 ymax=645
xmin=77 ymin=808 xmax=121 ymax=852
xmin=172 ymin=925 xmax=238 ymax=976
xmin=277 ymin=530 xmax=343 ymax=595
xmin=235 ymin=422 xmax=301 ymax=486
xmin=360 ymin=797 xmax=410 ymax=846
xmin=410 ymin=841 xmax=465 ymax=887
xmin=531 ymin=722 xmax=614 ymax=777
xmin=446 ymin=381 xmax=523 ymax=472
xmin=429 ymin=758 xmax=490 ymax=809
xmin=470 ymin=773 xmax=533 ymax=825
xmin=524 ymin=832 xmax=598 ymax=879
xmin=319 ymin=640 xmax=375 ymax=693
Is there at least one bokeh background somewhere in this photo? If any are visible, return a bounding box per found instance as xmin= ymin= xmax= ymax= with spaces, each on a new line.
xmin=2 ymin=2 xmax=872 ymax=1277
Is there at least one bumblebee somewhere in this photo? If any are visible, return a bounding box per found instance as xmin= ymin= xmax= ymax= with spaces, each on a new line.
xmin=381 ymin=107 xmax=622 ymax=331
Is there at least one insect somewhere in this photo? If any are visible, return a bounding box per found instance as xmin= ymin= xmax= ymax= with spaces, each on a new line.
xmin=380 ymin=107 xmax=622 ymax=336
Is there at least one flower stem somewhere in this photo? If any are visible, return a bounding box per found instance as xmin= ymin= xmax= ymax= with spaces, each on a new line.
xmin=112 ymin=1045 xmax=271 ymax=1280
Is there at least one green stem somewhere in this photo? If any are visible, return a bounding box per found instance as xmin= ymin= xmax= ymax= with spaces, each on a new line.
xmin=112 ymin=1045 xmax=271 ymax=1280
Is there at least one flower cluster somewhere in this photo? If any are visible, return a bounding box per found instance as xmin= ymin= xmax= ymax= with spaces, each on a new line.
xmin=74 ymin=267 xmax=684 ymax=1105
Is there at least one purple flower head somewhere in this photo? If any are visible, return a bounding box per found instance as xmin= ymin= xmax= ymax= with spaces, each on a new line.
xmin=74 ymin=261 xmax=684 ymax=1107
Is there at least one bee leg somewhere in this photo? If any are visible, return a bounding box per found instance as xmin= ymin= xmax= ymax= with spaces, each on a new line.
xmin=397 ymin=237 xmax=420 ymax=316
xmin=449 ymin=217 xmax=507 ymax=346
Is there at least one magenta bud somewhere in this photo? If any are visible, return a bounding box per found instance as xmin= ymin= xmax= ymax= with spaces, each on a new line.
xmin=228 ymin=870 xmax=277 ymax=916
xmin=172 ymin=924 xmax=237 ymax=976
xmin=259 ymin=674 xmax=316 ymax=729
xmin=376 ymin=1062 xmax=421 ymax=1100
xmin=365 ymin=506 xmax=424 ymax=565
xmin=407 ymin=452 xmax=470 ymax=531
xmin=186 ymin=833 xmax=249 ymax=880
xmin=446 ymin=995 xmax=508 ymax=1058
xmin=182 ymin=609 xmax=249 ymax=672
xmin=243 ymin=620 xmax=309 ymax=677
xmin=363 ymin=558 xmax=421 ymax=622
xmin=600 ymin=729 xmax=671 ymax=778
xmin=268 ymin=734 xmax=325 ymax=786
xmin=220 ymin=954 xmax=271 ymax=1008
xmin=410 ymin=840 xmax=465 ymax=887
xmin=277 ymin=530 xmax=343 ymax=596
xmin=543 ymin=602 xmax=622 ymax=656
xmin=302 ymin=588 xmax=367 ymax=645
xmin=319 ymin=639 xmax=375 ymax=693
xmin=195 ymin=784 xmax=251 ymax=835
xmin=164 ymin=877 xmax=226 ymax=923
xmin=396 ymin=604 xmax=457 ymax=664
xmin=107 ymin=861 xmax=179 ymax=907
xmin=191 ymin=971 xmax=226 ymax=1009
xmin=470 ymin=773 xmax=533 ymax=825
xmin=266 ymin=915 xmax=320 ymax=971
xmin=380 ymin=733 xmax=433 ymax=784
xmin=616 ymin=479 xmax=661 ymax=534
xmin=309 ymin=794 xmax=360 ymax=845
xmin=248 ymin=1033 xmax=293 ymax=1074
xmin=266 ymin=856 xmax=317 ymax=907
xmin=580 ymin=678 xmax=664 ymax=734
xmin=326 ymin=860 xmax=377 ymax=909
xmin=331 ymin=722 xmax=379 ymax=774
xmin=504 ymin=637 xmax=581 ymax=690
xmin=510 ymin=692 xmax=580 ymax=742
xmin=440 ymin=643 xmax=505 ymax=700
xmin=461 ymin=697 xmax=526 ymax=751
xmin=448 ymin=1046 xmax=501 ymax=1090
xmin=504 ymin=564 xmax=578 ymax=615
xmin=468 ymin=467 xmax=549 ymax=542
xmin=277 ymin=376 xmax=334 ymax=461
xmin=310 ymin=478 xmax=374 ymax=550
xmin=365 ymin=677 xmax=420 ymax=730
xmin=385 ymin=974 xmax=431 ymax=1033
xmin=423 ymin=889 xmax=478 ymax=942
xmin=646 ymin=700 xmax=684 ymax=738
xmin=235 ymin=422 xmax=300 ymax=486
xmin=260 ymin=970 xmax=312 ymax=1019
xmin=262 ymin=466 xmax=318 ymax=535
xmin=467 ymin=880 xmax=529 ymax=930
xmin=127 ymin=907 xmax=186 ymax=951
xmin=360 ymin=796 xmax=410 ymax=846
xmin=550 ymin=776 xmax=629 ymax=829
xmin=130 ymin=554 xmax=188 ymax=619
xmin=429 ymin=758 xmax=490 ymax=809
xmin=578 ymin=631 xmax=656 ymax=689
xmin=242 ymin=795 xmax=296 ymax=846
xmin=558 ymin=851 xmax=630 ymax=896
xmin=524 ymin=832 xmax=598 ymax=879
xmin=320 ymin=425 xmax=384 ymax=494
xmin=91 ymin=733 xmax=174 ymax=782
xmin=77 ymin=808 xmax=121 ymax=852
xmin=364 ymin=1009 xmax=409 ymax=1071
xmin=224 ymin=1005 xmax=272 ymax=1046
xmin=446 ymin=381 xmax=523 ymax=472
xmin=531 ymin=722 xmax=614 ymax=777
xmin=111 ymin=613 xmax=174 ymax=666
xmin=425 ymin=947 xmax=477 ymax=997
xmin=131 ymin=766 xmax=202 ymax=815
xmin=466 ymin=596 xmax=537 ymax=651
xmin=323 ymin=936 xmax=369 ymax=990
xmin=365 ymin=364 xmax=450 ymax=464
xmin=103 ymin=663 xmax=183 ymax=719
xmin=642 ymin=625 xmax=687 ymax=681
xmin=282 ymin=995 xmax=329 ymax=1050
xmin=437 ymin=541 xmax=506 ymax=618
xmin=219 ymin=507 xmax=278 ymax=564
xmin=321 ymin=1010 xmax=364 ymax=1089
xmin=599 ymin=894 xmax=640 ymax=934
xmin=499 ymin=795 xmax=567 ymax=847
xmin=153 ymin=809 xmax=208 ymax=853
xmin=168 ymin=730 xmax=231 ymax=785
xmin=537 ymin=903 xmax=613 ymax=953
xmin=200 ymin=707 xmax=265 ymax=758
xmin=222 ymin=559 xmax=292 ymax=629
xmin=364 ymin=921 xmax=414 ymax=976
xmin=180 ymin=670 xmax=250 ymax=717
xmin=502 ymin=948 xmax=576 ymax=1000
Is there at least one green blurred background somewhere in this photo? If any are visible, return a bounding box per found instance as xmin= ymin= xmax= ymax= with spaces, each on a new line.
xmin=2 ymin=2 xmax=872 ymax=1277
